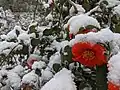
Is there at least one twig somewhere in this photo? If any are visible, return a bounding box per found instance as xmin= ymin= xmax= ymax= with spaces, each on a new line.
xmin=6 ymin=43 xmax=20 ymax=57
xmin=86 ymin=6 xmax=100 ymax=15
xmin=33 ymin=0 xmax=39 ymax=20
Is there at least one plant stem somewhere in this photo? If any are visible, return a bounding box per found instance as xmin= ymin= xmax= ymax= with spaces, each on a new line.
xmin=96 ymin=64 xmax=108 ymax=90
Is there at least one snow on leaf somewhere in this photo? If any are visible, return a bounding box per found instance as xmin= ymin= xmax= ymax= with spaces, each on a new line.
xmin=21 ymin=70 xmax=39 ymax=87
xmin=69 ymin=4 xmax=85 ymax=15
xmin=65 ymin=14 xmax=100 ymax=35
xmin=99 ymin=0 xmax=120 ymax=8
xmin=113 ymin=5 xmax=120 ymax=16
xmin=69 ymin=28 xmax=114 ymax=46
xmin=41 ymin=68 xmax=77 ymax=90
xmin=32 ymin=61 xmax=46 ymax=70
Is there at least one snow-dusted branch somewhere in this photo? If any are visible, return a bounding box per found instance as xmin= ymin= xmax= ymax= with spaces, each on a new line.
xmin=86 ymin=6 xmax=100 ymax=15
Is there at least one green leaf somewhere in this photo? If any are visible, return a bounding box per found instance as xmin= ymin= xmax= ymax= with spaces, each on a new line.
xmin=82 ymin=0 xmax=91 ymax=11
xmin=61 ymin=45 xmax=72 ymax=63
xmin=111 ymin=15 xmax=118 ymax=24
xmin=43 ymin=29 xmax=53 ymax=36
xmin=79 ymin=27 xmax=85 ymax=32
xmin=96 ymin=65 xmax=107 ymax=90
xmin=43 ymin=26 xmax=61 ymax=36
xmin=53 ymin=63 xmax=61 ymax=73
xmin=31 ymin=38 xmax=40 ymax=46
xmin=115 ymin=23 xmax=120 ymax=33
xmin=28 ymin=26 xmax=37 ymax=34
xmin=86 ymin=25 xmax=100 ymax=30
xmin=102 ymin=0 xmax=108 ymax=5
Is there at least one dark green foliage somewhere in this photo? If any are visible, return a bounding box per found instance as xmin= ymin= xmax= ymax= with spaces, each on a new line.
xmin=28 ymin=26 xmax=37 ymax=34
xmin=53 ymin=63 xmax=61 ymax=73
xmin=31 ymin=38 xmax=40 ymax=47
xmin=43 ymin=26 xmax=61 ymax=36
xmin=35 ymin=68 xmax=42 ymax=76
xmin=61 ymin=45 xmax=73 ymax=65
xmin=96 ymin=65 xmax=108 ymax=90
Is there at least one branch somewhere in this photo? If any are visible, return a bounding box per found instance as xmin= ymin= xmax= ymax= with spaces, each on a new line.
xmin=6 ymin=43 xmax=20 ymax=57
xmin=33 ymin=0 xmax=39 ymax=20
xmin=86 ymin=6 xmax=100 ymax=15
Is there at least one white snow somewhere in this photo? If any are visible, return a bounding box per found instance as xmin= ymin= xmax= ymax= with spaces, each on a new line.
xmin=51 ymin=40 xmax=69 ymax=52
xmin=0 ymin=7 xmax=5 ymax=18
xmin=69 ymin=28 xmax=114 ymax=46
xmin=0 ymin=41 xmax=18 ymax=55
xmin=42 ymin=2 xmax=50 ymax=8
xmin=0 ymin=69 xmax=21 ymax=89
xmin=41 ymin=70 xmax=53 ymax=81
xmin=28 ymin=22 xmax=38 ymax=28
xmin=36 ymin=26 xmax=50 ymax=32
xmin=45 ymin=13 xmax=53 ymax=21
xmin=6 ymin=30 xmax=17 ymax=41
xmin=99 ymin=0 xmax=120 ymax=8
xmin=113 ymin=5 xmax=120 ymax=16
xmin=6 ymin=25 xmax=26 ymax=41
xmin=65 ymin=14 xmax=100 ymax=35
xmin=11 ymin=65 xmax=25 ymax=76
xmin=14 ymin=25 xmax=25 ymax=33
xmin=0 ymin=19 xmax=8 ymax=29
xmin=7 ymin=72 xmax=21 ymax=89
xmin=69 ymin=4 xmax=85 ymax=15
xmin=5 ymin=9 xmax=14 ymax=19
xmin=0 ymin=70 xmax=8 ymax=81
xmin=41 ymin=68 xmax=77 ymax=90
xmin=21 ymin=70 xmax=39 ymax=87
xmin=0 ymin=35 xmax=7 ymax=40
xmin=114 ymin=33 xmax=120 ymax=48
xmin=32 ymin=61 xmax=46 ymax=70
xmin=108 ymin=52 xmax=120 ymax=86
xmin=18 ymin=33 xmax=30 ymax=45
xmin=46 ymin=52 xmax=61 ymax=70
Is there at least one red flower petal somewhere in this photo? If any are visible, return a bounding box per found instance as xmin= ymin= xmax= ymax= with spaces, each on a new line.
xmin=69 ymin=34 xmax=74 ymax=39
xmin=72 ymin=42 xmax=107 ymax=67
xmin=108 ymin=81 xmax=120 ymax=90
xmin=27 ymin=58 xmax=37 ymax=69
xmin=72 ymin=42 xmax=93 ymax=57
xmin=93 ymin=44 xmax=107 ymax=65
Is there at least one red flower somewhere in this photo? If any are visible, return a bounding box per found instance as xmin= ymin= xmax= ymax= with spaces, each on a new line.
xmin=49 ymin=0 xmax=54 ymax=8
xmin=72 ymin=42 xmax=107 ymax=67
xmin=108 ymin=81 xmax=120 ymax=90
xmin=27 ymin=58 xmax=37 ymax=69
xmin=69 ymin=34 xmax=74 ymax=39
